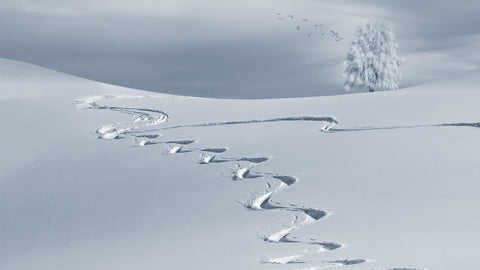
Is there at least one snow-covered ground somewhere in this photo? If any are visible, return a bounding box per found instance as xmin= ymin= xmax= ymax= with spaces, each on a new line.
xmin=1 ymin=58 xmax=479 ymax=270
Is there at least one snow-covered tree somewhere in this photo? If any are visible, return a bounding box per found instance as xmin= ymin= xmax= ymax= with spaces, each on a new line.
xmin=343 ymin=19 xmax=402 ymax=92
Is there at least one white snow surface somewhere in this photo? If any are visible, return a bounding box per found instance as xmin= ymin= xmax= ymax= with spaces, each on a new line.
xmin=265 ymin=253 xmax=305 ymax=264
xmin=1 ymin=58 xmax=480 ymax=270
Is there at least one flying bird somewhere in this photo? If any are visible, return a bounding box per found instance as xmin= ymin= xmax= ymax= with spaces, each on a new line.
xmin=272 ymin=12 xmax=340 ymax=41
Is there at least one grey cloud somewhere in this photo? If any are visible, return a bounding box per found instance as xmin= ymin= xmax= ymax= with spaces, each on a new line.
xmin=0 ymin=0 xmax=478 ymax=98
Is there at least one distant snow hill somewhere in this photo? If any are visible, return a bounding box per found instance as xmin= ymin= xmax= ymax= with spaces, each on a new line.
xmin=1 ymin=58 xmax=479 ymax=270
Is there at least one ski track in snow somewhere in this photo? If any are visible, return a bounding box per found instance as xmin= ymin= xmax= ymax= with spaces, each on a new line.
xmin=159 ymin=116 xmax=339 ymax=130
xmin=264 ymin=253 xmax=306 ymax=264
xmin=326 ymin=122 xmax=480 ymax=133
xmin=75 ymin=95 xmax=169 ymax=140
xmin=199 ymin=155 xmax=270 ymax=166
xmin=442 ymin=122 xmax=480 ymax=128
xmin=75 ymin=94 xmax=428 ymax=270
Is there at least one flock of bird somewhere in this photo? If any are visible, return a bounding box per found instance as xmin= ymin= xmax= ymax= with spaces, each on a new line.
xmin=275 ymin=12 xmax=344 ymax=41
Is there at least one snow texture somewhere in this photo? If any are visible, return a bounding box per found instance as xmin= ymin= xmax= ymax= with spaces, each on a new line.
xmin=2 ymin=58 xmax=480 ymax=270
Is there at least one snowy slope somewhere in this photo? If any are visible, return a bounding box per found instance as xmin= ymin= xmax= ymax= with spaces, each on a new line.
xmin=1 ymin=58 xmax=479 ymax=270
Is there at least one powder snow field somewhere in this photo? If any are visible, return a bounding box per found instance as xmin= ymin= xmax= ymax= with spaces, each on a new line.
xmin=1 ymin=58 xmax=479 ymax=270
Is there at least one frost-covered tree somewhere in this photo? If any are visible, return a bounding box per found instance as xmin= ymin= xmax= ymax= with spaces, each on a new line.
xmin=343 ymin=19 xmax=401 ymax=92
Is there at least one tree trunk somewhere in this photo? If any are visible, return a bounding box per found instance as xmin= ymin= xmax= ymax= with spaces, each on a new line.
xmin=369 ymin=87 xmax=374 ymax=92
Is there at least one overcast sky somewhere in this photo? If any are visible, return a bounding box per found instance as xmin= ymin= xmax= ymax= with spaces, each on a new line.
xmin=1 ymin=0 xmax=479 ymax=98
